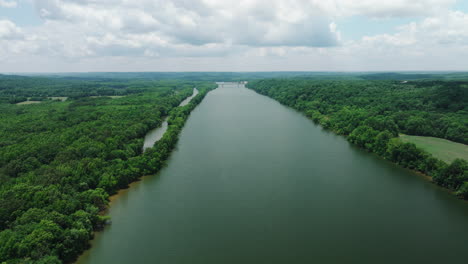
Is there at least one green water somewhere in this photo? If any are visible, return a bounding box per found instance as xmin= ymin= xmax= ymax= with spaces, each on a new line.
xmin=77 ymin=83 xmax=468 ymax=264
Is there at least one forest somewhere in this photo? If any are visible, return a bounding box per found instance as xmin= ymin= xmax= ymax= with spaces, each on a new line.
xmin=0 ymin=75 xmax=216 ymax=263
xmin=0 ymin=74 xmax=172 ymax=104
xmin=247 ymin=79 xmax=468 ymax=199
xmin=1 ymin=73 xmax=467 ymax=263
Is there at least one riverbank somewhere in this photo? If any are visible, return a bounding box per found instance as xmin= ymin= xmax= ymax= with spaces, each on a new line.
xmin=75 ymin=83 xmax=468 ymax=264
xmin=74 ymin=85 xmax=216 ymax=263
xmin=143 ymin=88 xmax=199 ymax=152
xmin=0 ymin=79 xmax=220 ymax=264
xmin=245 ymin=80 xmax=467 ymax=200
xmin=77 ymin=173 xmax=154 ymax=263
xmin=109 ymin=88 xmax=200 ymax=206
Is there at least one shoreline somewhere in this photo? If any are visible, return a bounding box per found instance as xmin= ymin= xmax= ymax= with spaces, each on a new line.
xmin=74 ymin=85 xmax=217 ymax=264
xmin=75 ymin=173 xmax=156 ymax=264
xmin=246 ymin=85 xmax=466 ymax=201
xmin=106 ymin=88 xmax=201 ymax=207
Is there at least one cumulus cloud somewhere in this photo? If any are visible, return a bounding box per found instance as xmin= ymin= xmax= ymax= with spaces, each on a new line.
xmin=0 ymin=0 xmax=17 ymax=8
xmin=360 ymin=10 xmax=468 ymax=48
xmin=24 ymin=0 xmax=462 ymax=60
xmin=311 ymin=9 xmax=468 ymax=71
xmin=0 ymin=20 xmax=23 ymax=39
xmin=0 ymin=0 xmax=467 ymax=71
xmin=0 ymin=20 xmax=40 ymax=61
xmin=31 ymin=0 xmax=340 ymax=52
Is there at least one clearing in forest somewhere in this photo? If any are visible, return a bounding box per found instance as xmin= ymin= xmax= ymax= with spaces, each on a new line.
xmin=400 ymin=134 xmax=468 ymax=163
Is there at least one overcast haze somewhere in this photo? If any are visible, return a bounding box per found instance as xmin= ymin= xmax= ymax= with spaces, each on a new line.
xmin=0 ymin=0 xmax=467 ymax=72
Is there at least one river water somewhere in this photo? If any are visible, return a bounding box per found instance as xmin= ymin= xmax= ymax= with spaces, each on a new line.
xmin=142 ymin=88 xmax=198 ymax=152
xmin=77 ymin=83 xmax=468 ymax=264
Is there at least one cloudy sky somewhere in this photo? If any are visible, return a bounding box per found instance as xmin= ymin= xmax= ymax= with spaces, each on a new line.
xmin=0 ymin=0 xmax=467 ymax=72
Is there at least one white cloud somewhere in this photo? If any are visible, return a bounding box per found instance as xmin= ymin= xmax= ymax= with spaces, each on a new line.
xmin=0 ymin=20 xmax=40 ymax=61
xmin=329 ymin=0 xmax=455 ymax=18
xmin=0 ymin=0 xmax=17 ymax=8
xmin=0 ymin=20 xmax=23 ymax=39
xmin=32 ymin=0 xmax=340 ymax=50
xmin=360 ymin=10 xmax=468 ymax=48
xmin=0 ymin=0 xmax=467 ymax=71
xmin=311 ymin=9 xmax=468 ymax=71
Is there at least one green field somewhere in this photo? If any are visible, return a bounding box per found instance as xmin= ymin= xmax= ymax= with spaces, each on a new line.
xmin=400 ymin=134 xmax=468 ymax=163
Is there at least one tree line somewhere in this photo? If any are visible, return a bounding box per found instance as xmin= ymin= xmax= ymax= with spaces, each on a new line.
xmin=0 ymin=74 xmax=183 ymax=104
xmin=246 ymin=79 xmax=467 ymax=199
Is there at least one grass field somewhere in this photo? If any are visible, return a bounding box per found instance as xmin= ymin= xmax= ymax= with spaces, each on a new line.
xmin=400 ymin=134 xmax=468 ymax=163
xmin=89 ymin=95 xmax=125 ymax=99
xmin=16 ymin=101 xmax=42 ymax=105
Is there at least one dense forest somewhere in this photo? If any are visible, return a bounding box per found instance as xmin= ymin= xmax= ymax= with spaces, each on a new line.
xmin=1 ymin=73 xmax=467 ymax=263
xmin=0 ymin=75 xmax=216 ymax=263
xmin=247 ymin=79 xmax=468 ymax=199
xmin=0 ymin=74 xmax=170 ymax=104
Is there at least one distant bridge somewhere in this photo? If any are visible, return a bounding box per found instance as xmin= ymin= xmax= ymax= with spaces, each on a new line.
xmin=216 ymin=81 xmax=248 ymax=87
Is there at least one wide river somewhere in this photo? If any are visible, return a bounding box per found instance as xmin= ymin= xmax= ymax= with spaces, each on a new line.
xmin=77 ymin=83 xmax=468 ymax=264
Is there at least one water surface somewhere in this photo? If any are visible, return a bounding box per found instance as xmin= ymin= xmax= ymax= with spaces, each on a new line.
xmin=179 ymin=88 xmax=199 ymax=107
xmin=78 ymin=83 xmax=468 ymax=264
xmin=142 ymin=88 xmax=198 ymax=152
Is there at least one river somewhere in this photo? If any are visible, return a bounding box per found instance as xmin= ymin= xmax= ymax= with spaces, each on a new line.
xmin=77 ymin=83 xmax=468 ymax=264
xmin=142 ymin=88 xmax=198 ymax=152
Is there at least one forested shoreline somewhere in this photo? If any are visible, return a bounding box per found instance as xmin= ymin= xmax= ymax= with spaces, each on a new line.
xmin=1 ymin=73 xmax=467 ymax=263
xmin=0 ymin=76 xmax=216 ymax=263
xmin=247 ymin=79 xmax=467 ymax=199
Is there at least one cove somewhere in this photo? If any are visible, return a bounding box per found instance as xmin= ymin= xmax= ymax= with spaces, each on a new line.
xmin=142 ymin=88 xmax=199 ymax=152
xmin=77 ymin=83 xmax=468 ymax=264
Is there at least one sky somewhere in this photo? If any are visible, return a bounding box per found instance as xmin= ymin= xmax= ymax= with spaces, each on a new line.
xmin=0 ymin=0 xmax=467 ymax=72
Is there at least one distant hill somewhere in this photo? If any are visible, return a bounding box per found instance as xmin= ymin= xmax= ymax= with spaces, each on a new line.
xmin=4 ymin=71 xmax=468 ymax=82
xmin=360 ymin=72 xmax=468 ymax=80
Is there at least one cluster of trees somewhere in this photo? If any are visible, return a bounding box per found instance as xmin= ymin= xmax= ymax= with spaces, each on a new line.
xmin=0 ymin=76 xmax=216 ymax=263
xmin=0 ymin=74 xmax=186 ymax=103
xmin=247 ymin=79 xmax=468 ymax=199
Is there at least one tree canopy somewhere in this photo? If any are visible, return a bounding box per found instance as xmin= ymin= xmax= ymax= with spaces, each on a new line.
xmin=0 ymin=75 xmax=216 ymax=263
xmin=247 ymin=79 xmax=468 ymax=199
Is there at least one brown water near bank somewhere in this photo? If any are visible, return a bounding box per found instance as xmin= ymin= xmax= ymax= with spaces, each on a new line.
xmin=76 ymin=87 xmax=202 ymax=262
